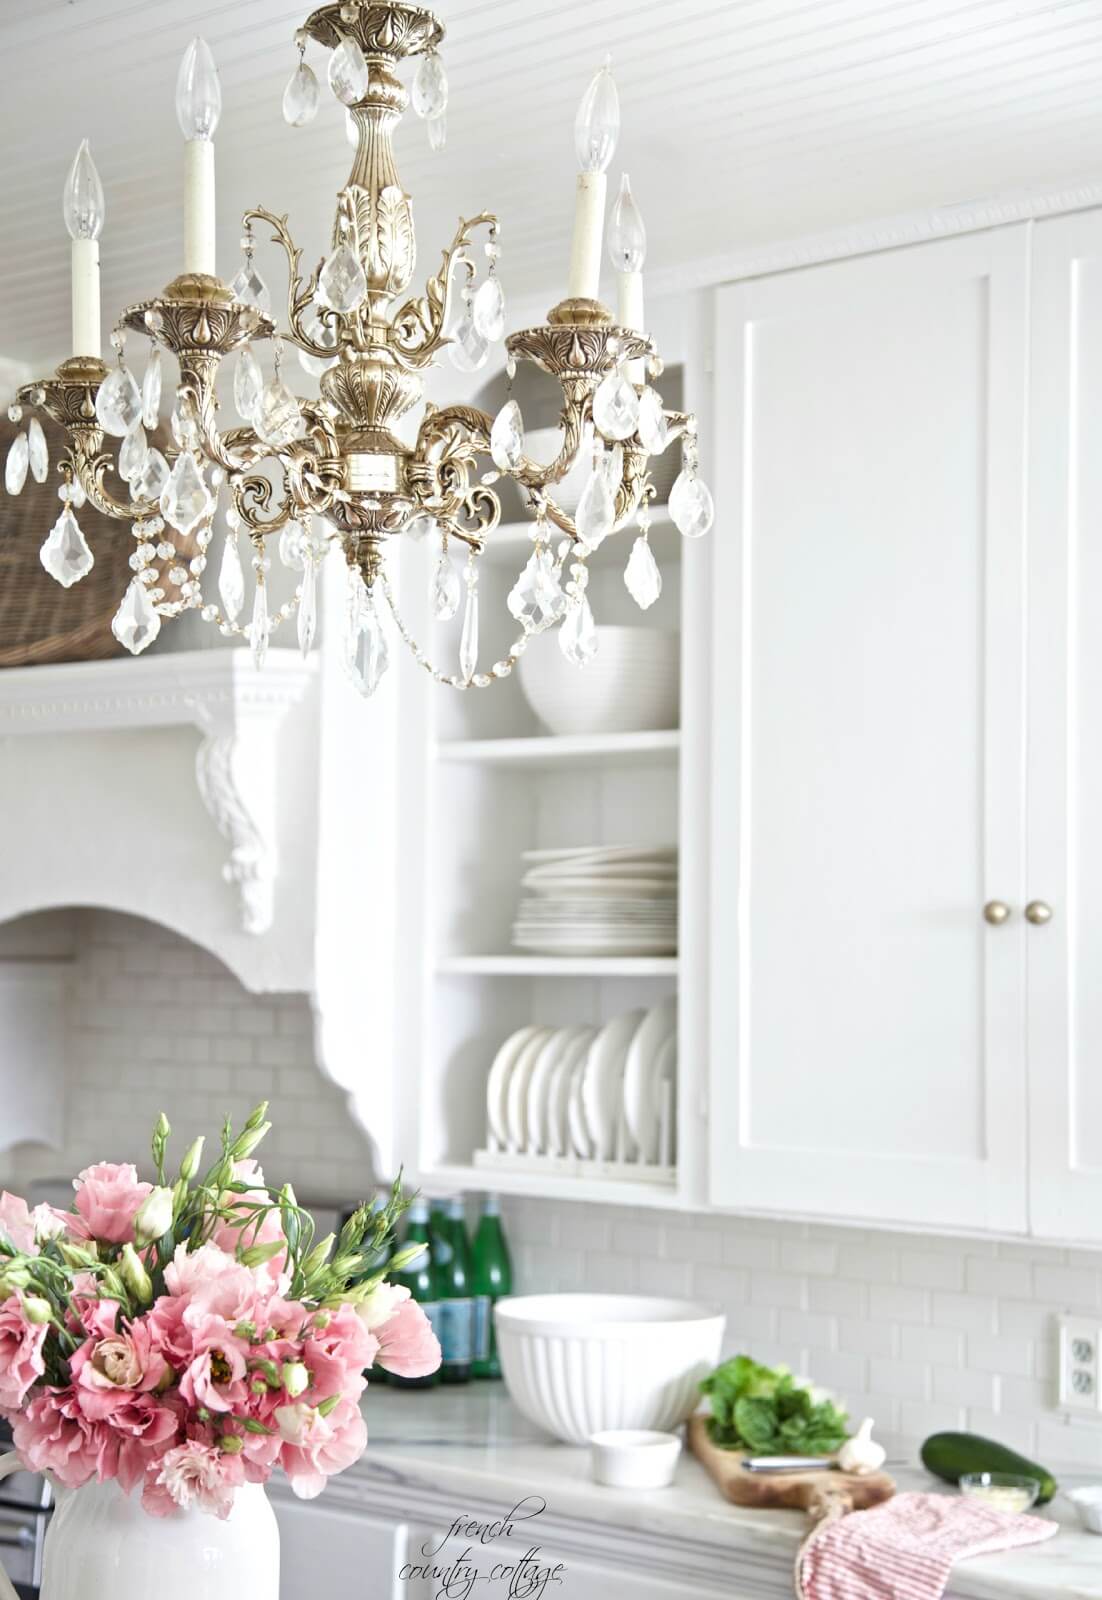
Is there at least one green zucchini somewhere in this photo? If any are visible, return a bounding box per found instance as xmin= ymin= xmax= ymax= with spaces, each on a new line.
xmin=920 ymin=1431 xmax=1057 ymax=1505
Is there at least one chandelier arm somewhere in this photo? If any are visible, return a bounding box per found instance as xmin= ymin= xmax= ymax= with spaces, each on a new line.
xmin=68 ymin=443 xmax=162 ymax=524
xmin=390 ymin=211 xmax=498 ymax=370
xmin=242 ymin=206 xmax=329 ymax=357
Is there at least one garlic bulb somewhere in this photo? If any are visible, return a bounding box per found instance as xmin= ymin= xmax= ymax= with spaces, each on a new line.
xmin=838 ymin=1418 xmax=886 ymax=1476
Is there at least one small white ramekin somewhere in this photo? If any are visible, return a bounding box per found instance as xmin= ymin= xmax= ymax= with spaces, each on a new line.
xmin=1066 ymin=1486 xmax=1102 ymax=1533
xmin=590 ymin=1429 xmax=683 ymax=1489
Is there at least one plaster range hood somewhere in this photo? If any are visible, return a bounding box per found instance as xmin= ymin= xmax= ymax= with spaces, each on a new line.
xmin=0 ymin=562 xmax=407 ymax=1171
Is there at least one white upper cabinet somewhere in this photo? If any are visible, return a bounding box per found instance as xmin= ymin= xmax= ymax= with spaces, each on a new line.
xmin=1026 ymin=210 xmax=1102 ymax=1242
xmin=708 ymin=229 xmax=1032 ymax=1231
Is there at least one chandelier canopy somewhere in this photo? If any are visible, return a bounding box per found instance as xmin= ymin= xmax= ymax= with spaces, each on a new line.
xmin=6 ymin=2 xmax=713 ymax=694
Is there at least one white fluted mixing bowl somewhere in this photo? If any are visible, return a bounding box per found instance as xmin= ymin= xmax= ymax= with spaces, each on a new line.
xmin=494 ymin=1294 xmax=725 ymax=1444
xmin=517 ymin=626 xmax=680 ymax=737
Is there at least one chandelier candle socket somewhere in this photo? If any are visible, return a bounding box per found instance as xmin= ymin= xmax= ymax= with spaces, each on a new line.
xmin=14 ymin=2 xmax=710 ymax=683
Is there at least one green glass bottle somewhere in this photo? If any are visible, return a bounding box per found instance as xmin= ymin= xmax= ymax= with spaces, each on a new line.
xmin=387 ymin=1198 xmax=441 ymax=1391
xmin=471 ymin=1193 xmax=512 ymax=1379
xmin=436 ymin=1196 xmax=474 ymax=1384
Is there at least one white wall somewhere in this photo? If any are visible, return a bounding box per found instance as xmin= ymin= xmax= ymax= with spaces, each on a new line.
xmin=0 ymin=909 xmax=375 ymax=1204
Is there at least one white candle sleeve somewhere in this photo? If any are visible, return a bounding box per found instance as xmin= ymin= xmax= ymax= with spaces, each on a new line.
xmin=567 ymin=171 xmax=607 ymax=301
xmin=70 ymin=237 xmax=101 ymax=359
xmin=617 ymin=270 xmax=645 ymax=380
xmin=184 ymin=138 xmax=217 ymax=277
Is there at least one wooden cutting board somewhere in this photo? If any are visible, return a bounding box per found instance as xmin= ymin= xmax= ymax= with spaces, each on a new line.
xmin=688 ymin=1415 xmax=895 ymax=1519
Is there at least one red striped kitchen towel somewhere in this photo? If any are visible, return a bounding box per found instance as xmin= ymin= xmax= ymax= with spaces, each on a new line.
xmin=797 ymin=1492 xmax=1058 ymax=1599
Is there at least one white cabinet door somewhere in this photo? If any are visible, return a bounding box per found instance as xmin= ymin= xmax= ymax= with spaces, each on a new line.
xmin=709 ymin=229 xmax=1031 ymax=1230
xmin=1026 ymin=209 xmax=1102 ymax=1241
xmin=272 ymin=1494 xmax=406 ymax=1600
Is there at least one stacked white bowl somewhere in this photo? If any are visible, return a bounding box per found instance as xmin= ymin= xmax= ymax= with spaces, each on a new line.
xmin=518 ymin=626 xmax=679 ymax=737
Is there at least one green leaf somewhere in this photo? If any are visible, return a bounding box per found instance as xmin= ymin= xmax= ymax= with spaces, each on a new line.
xmin=733 ymin=1396 xmax=776 ymax=1452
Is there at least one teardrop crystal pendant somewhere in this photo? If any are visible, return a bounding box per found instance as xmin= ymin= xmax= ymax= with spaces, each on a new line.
xmin=250 ymin=580 xmax=270 ymax=669
xmin=255 ymin=378 xmax=301 ymax=447
xmin=624 ymin=535 xmax=662 ymax=609
xmin=575 ymin=462 xmax=616 ymax=547
xmin=40 ymin=506 xmax=94 ymax=587
xmin=5 ymin=432 xmax=28 ymax=496
xmin=298 ymin=560 xmax=318 ymax=658
xmin=27 ymin=418 xmax=48 ymax=485
xmin=160 ymin=451 xmax=212 ymax=536
xmin=298 ymin=304 xmax=338 ymax=376
xmin=427 ymin=112 xmax=446 ymax=152
xmin=111 ymin=577 xmax=161 ymax=655
xmin=448 ymin=311 xmax=489 ymax=373
xmin=431 ymin=550 xmax=461 ymax=621
xmin=218 ymin=532 xmax=245 ymax=622
xmin=559 ymin=594 xmax=599 ymax=667
xmin=473 ymin=277 xmax=506 ymax=343
xmin=412 ymin=50 xmax=448 ymax=118
xmin=95 ymin=365 xmax=142 ymax=438
xmin=134 ymin=448 xmax=170 ymax=503
xmin=459 ymin=566 xmax=479 ymax=684
xmin=669 ymin=468 xmax=715 ymax=538
xmin=234 ymin=345 xmax=264 ymax=422
xmin=141 ymin=347 xmax=163 ymax=431
xmin=637 ymin=387 xmax=669 ymax=455
xmin=328 ymin=37 xmax=369 ymax=105
xmin=318 ymin=243 xmax=367 ymax=314
xmin=283 ymin=60 xmax=320 ymax=126
xmin=350 ymin=594 xmax=389 ymax=697
xmin=592 ymin=368 xmax=640 ymax=441
xmin=119 ymin=421 xmax=147 ymax=485
xmin=489 ymin=399 xmax=524 ymax=471
xmin=231 ymin=264 xmax=271 ymax=315
xmin=507 ymin=548 xmax=567 ymax=632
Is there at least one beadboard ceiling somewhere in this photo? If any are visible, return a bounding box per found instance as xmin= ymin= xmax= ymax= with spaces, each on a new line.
xmin=2 ymin=0 xmax=1101 ymax=368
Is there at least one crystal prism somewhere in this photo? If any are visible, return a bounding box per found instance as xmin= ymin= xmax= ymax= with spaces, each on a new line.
xmin=134 ymin=448 xmax=170 ymax=503
xmin=255 ymin=378 xmax=301 ymax=447
xmin=27 ymin=418 xmax=48 ymax=484
xmin=507 ymin=548 xmax=567 ymax=632
xmin=328 ymin=37 xmax=368 ymax=105
xmin=120 ymin=420 xmax=147 ymax=485
xmin=40 ymin=507 xmax=94 ymax=587
xmin=234 ymin=345 xmax=264 ymax=422
xmin=559 ymin=594 xmax=599 ymax=667
xmin=448 ymin=312 xmax=489 ymax=373
xmin=111 ymin=577 xmax=161 ymax=655
xmin=283 ymin=60 xmax=320 ymax=126
xmin=412 ymin=51 xmax=448 ymax=119
xmin=406 ymin=514 xmax=435 ymax=541
xmin=575 ymin=461 xmax=616 ymax=547
xmin=231 ymin=264 xmax=271 ymax=315
xmin=473 ymin=277 xmax=506 ymax=343
xmin=459 ymin=570 xmax=479 ymax=684
xmin=624 ymin=535 xmax=662 ymax=609
xmin=160 ymin=450 xmax=212 ymax=536
xmin=489 ymin=399 xmax=524 ymax=471
xmin=431 ymin=551 xmax=461 ymax=621
xmin=350 ymin=598 xmax=389 ymax=697
xmin=592 ymin=368 xmax=640 ymax=441
xmin=427 ymin=112 xmax=446 ymax=152
xmin=250 ymin=581 xmax=269 ymax=669
xmin=219 ymin=533 xmax=245 ymax=621
xmin=298 ymin=560 xmax=317 ymax=657
xmin=670 ymin=468 xmax=714 ymax=538
xmin=279 ymin=521 xmax=305 ymax=570
xmin=637 ymin=387 xmax=669 ymax=455
xmin=318 ymin=243 xmax=367 ymax=314
xmin=141 ymin=348 xmax=163 ymax=431
xmin=95 ymin=365 xmax=142 ymax=438
xmin=298 ymin=304 xmax=338 ymax=376
xmin=5 ymin=432 xmax=28 ymax=496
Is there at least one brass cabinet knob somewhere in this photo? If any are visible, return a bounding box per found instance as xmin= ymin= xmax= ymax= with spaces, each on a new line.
xmin=984 ymin=900 xmax=1012 ymax=925
xmin=1025 ymin=900 xmax=1053 ymax=926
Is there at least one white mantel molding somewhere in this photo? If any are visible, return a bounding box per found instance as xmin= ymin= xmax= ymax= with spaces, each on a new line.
xmin=0 ymin=650 xmax=316 ymax=934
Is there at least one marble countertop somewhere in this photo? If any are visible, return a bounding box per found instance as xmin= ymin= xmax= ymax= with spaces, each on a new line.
xmin=350 ymin=1383 xmax=1102 ymax=1599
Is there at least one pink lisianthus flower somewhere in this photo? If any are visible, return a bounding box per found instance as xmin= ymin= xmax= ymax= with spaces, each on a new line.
xmin=0 ymin=1192 xmax=37 ymax=1256
xmin=0 ymin=1291 xmax=48 ymax=1410
xmin=151 ymin=1244 xmax=266 ymax=1364
xmin=302 ymin=1304 xmax=377 ymax=1401
xmin=144 ymin=1441 xmax=244 ymax=1521
xmin=361 ymin=1286 xmax=441 ymax=1380
xmin=69 ymin=1163 xmax=152 ymax=1246
xmin=210 ymin=1161 xmax=288 ymax=1289
xmin=178 ymin=1314 xmax=250 ymax=1414
xmin=70 ymin=1317 xmax=170 ymax=1422
xmin=276 ymin=1396 xmax=367 ymax=1500
xmin=11 ymin=1387 xmax=98 ymax=1490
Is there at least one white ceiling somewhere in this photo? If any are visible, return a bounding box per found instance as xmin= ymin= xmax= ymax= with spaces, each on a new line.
xmin=2 ymin=0 xmax=1102 ymax=368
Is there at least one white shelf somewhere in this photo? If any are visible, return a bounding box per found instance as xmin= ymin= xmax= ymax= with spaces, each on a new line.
xmin=421 ymin=1162 xmax=685 ymax=1209
xmin=481 ymin=511 xmax=681 ymax=565
xmin=436 ymin=955 xmax=679 ymax=977
xmin=433 ymin=729 xmax=681 ymax=769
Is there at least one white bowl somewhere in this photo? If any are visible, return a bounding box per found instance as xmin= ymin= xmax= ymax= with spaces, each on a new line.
xmin=591 ymin=1429 xmax=682 ymax=1489
xmin=517 ymin=626 xmax=679 ymax=737
xmin=494 ymin=1294 xmax=725 ymax=1445
xmin=1067 ymin=1487 xmax=1102 ymax=1533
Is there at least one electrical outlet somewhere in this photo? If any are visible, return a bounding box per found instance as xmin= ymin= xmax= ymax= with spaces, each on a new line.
xmin=1058 ymin=1316 xmax=1100 ymax=1412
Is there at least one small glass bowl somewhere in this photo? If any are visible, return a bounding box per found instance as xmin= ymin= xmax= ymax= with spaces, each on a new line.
xmin=959 ymin=1472 xmax=1041 ymax=1514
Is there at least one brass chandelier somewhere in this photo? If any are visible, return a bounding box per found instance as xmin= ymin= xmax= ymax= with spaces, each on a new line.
xmin=5 ymin=3 xmax=713 ymax=695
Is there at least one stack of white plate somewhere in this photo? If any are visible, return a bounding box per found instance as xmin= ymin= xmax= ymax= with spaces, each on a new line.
xmin=511 ymin=846 xmax=678 ymax=956
xmin=484 ymin=997 xmax=677 ymax=1167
